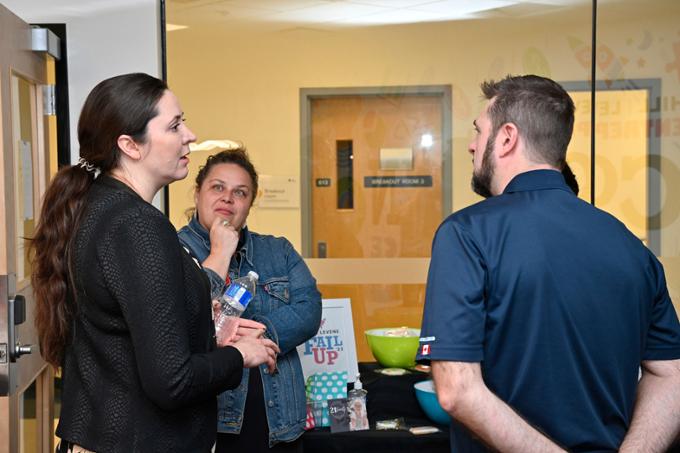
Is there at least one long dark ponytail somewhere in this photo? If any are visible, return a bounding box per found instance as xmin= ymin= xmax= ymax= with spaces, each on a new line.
xmin=30 ymin=73 xmax=167 ymax=367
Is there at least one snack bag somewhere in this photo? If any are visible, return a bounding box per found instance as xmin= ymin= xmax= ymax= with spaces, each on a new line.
xmin=304 ymin=371 xmax=348 ymax=427
xmin=304 ymin=402 xmax=316 ymax=430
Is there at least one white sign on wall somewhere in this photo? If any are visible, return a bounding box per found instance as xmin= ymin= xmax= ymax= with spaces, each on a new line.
xmin=257 ymin=175 xmax=300 ymax=209
xmin=297 ymin=298 xmax=359 ymax=383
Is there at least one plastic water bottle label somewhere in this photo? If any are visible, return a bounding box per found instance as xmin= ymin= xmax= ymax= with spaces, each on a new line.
xmin=225 ymin=284 xmax=253 ymax=307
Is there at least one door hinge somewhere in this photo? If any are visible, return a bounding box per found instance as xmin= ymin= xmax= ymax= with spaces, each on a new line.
xmin=42 ymin=84 xmax=56 ymax=116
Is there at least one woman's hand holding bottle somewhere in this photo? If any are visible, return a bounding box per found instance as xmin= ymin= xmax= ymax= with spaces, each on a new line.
xmin=233 ymin=318 xmax=267 ymax=340
xmin=216 ymin=317 xmax=266 ymax=346
xmin=231 ymin=335 xmax=280 ymax=374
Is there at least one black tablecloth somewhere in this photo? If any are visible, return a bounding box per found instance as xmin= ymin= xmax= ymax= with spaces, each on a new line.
xmin=299 ymin=363 xmax=680 ymax=453
xmin=302 ymin=363 xmax=450 ymax=453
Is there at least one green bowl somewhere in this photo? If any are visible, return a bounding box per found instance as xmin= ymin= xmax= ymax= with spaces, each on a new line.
xmin=365 ymin=327 xmax=420 ymax=368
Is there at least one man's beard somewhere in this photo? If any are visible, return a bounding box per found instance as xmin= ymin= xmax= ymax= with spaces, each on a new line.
xmin=471 ymin=136 xmax=496 ymax=199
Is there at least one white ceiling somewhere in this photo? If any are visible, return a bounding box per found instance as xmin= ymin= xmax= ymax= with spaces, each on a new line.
xmin=2 ymin=0 xmax=151 ymax=22
xmin=10 ymin=0 xmax=664 ymax=32
xmin=165 ymin=0 xmax=591 ymax=28
xmin=5 ymin=0 xmax=594 ymax=28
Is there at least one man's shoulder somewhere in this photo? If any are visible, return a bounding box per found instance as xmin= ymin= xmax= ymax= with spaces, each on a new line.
xmin=444 ymin=195 xmax=513 ymax=227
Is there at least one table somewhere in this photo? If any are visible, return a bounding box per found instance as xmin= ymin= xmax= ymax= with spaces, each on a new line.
xmin=301 ymin=363 xmax=680 ymax=453
xmin=302 ymin=363 xmax=450 ymax=453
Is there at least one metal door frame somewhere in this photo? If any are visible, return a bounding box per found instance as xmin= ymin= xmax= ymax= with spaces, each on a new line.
xmin=299 ymin=85 xmax=452 ymax=257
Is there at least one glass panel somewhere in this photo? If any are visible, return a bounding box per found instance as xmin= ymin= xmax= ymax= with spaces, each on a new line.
xmin=598 ymin=0 xmax=680 ymax=315
xmin=19 ymin=380 xmax=38 ymax=453
xmin=166 ymin=1 xmax=593 ymax=346
xmin=11 ymin=75 xmax=36 ymax=284
xmin=336 ymin=140 xmax=354 ymax=209
xmin=565 ymin=87 xmax=649 ymax=243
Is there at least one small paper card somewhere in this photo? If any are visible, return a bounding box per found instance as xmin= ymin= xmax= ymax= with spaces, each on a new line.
xmin=328 ymin=398 xmax=350 ymax=433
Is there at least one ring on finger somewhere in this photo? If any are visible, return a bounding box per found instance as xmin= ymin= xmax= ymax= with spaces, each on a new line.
xmin=222 ymin=220 xmax=230 ymax=227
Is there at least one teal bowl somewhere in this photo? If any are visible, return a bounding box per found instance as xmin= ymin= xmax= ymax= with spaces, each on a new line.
xmin=414 ymin=380 xmax=451 ymax=425
xmin=365 ymin=327 xmax=420 ymax=368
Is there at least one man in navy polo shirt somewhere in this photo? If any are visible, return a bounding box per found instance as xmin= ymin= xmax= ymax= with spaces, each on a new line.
xmin=417 ymin=75 xmax=680 ymax=452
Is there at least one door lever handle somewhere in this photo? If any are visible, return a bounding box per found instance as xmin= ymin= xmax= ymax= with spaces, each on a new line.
xmin=15 ymin=344 xmax=33 ymax=357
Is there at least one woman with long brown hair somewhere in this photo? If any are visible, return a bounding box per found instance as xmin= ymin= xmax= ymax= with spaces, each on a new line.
xmin=31 ymin=73 xmax=278 ymax=452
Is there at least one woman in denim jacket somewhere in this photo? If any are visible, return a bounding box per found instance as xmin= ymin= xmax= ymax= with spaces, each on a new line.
xmin=178 ymin=148 xmax=322 ymax=452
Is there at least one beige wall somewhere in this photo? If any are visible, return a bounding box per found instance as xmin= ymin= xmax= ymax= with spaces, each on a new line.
xmin=168 ymin=2 xmax=680 ymax=313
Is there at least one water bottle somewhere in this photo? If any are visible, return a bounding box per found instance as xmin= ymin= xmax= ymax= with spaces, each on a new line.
xmin=221 ymin=271 xmax=258 ymax=317
xmin=215 ymin=271 xmax=258 ymax=342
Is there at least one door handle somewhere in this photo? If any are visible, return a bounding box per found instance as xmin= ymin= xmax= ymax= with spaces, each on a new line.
xmin=8 ymin=295 xmax=33 ymax=361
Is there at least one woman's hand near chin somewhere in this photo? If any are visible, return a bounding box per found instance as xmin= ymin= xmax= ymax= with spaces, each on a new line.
xmin=209 ymin=216 xmax=239 ymax=258
xmin=202 ymin=216 xmax=239 ymax=279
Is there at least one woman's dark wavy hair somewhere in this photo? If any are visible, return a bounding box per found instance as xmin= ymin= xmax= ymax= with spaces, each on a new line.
xmin=30 ymin=73 xmax=167 ymax=367
xmin=562 ymin=161 xmax=579 ymax=196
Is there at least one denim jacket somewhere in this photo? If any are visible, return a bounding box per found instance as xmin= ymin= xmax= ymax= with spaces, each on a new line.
xmin=177 ymin=216 xmax=322 ymax=446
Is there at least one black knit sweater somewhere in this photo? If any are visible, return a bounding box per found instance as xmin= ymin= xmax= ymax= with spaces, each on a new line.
xmin=55 ymin=176 xmax=244 ymax=452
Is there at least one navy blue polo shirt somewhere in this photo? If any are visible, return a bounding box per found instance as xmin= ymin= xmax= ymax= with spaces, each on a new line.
xmin=417 ymin=170 xmax=680 ymax=452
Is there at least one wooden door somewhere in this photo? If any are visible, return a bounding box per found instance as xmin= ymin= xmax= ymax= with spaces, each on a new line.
xmin=1 ymin=5 xmax=54 ymax=453
xmin=310 ymin=94 xmax=444 ymax=361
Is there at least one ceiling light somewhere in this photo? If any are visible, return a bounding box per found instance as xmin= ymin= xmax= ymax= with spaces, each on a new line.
xmin=166 ymin=23 xmax=189 ymax=31
xmin=189 ymin=139 xmax=241 ymax=152
xmin=420 ymin=133 xmax=433 ymax=148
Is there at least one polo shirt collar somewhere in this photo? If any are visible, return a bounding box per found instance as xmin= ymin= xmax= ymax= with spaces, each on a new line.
xmin=503 ymin=169 xmax=571 ymax=194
